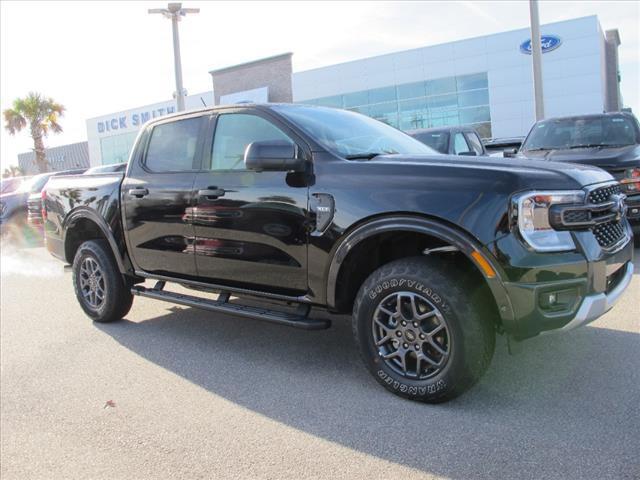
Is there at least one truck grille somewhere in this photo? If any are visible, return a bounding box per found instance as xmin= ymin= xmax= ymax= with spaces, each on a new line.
xmin=592 ymin=220 xmax=625 ymax=248
xmin=587 ymin=184 xmax=626 ymax=249
xmin=588 ymin=184 xmax=622 ymax=204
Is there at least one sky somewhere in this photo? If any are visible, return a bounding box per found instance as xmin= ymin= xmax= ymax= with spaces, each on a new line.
xmin=1 ymin=0 xmax=638 ymax=171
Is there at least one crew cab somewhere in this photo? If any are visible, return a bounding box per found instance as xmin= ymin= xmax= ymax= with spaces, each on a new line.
xmin=518 ymin=112 xmax=640 ymax=238
xmin=42 ymin=104 xmax=634 ymax=403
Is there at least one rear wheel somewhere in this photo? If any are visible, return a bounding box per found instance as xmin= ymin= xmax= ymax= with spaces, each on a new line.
xmin=72 ymin=240 xmax=133 ymax=322
xmin=352 ymin=256 xmax=495 ymax=403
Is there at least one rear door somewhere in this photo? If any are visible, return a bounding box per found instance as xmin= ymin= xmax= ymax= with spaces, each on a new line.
xmin=122 ymin=114 xmax=206 ymax=278
xmin=191 ymin=109 xmax=309 ymax=295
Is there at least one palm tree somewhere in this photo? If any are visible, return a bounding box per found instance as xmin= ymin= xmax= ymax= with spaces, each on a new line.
xmin=2 ymin=165 xmax=24 ymax=178
xmin=3 ymin=92 xmax=65 ymax=173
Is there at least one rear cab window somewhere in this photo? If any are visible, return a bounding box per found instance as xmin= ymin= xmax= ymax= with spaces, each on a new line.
xmin=144 ymin=116 xmax=203 ymax=172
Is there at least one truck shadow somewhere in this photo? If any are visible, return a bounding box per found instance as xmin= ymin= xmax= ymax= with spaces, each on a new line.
xmin=95 ymin=303 xmax=639 ymax=479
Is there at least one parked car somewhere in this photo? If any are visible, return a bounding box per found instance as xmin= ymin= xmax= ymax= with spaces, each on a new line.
xmin=483 ymin=137 xmax=524 ymax=157
xmin=408 ymin=126 xmax=486 ymax=156
xmin=26 ymin=168 xmax=87 ymax=229
xmin=43 ymin=104 xmax=633 ymax=403
xmin=518 ymin=112 xmax=640 ymax=238
xmin=83 ymin=163 xmax=127 ymax=175
xmin=1 ymin=172 xmax=57 ymax=240
xmin=0 ymin=176 xmax=29 ymax=194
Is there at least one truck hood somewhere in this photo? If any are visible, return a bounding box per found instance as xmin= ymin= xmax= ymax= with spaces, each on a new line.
xmin=369 ymin=153 xmax=613 ymax=189
xmin=519 ymin=144 xmax=640 ymax=173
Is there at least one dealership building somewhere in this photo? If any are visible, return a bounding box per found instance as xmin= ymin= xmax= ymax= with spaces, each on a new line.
xmin=82 ymin=15 xmax=623 ymax=167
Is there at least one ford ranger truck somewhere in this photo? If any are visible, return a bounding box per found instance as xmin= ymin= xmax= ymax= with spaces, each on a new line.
xmin=42 ymin=104 xmax=635 ymax=403
xmin=518 ymin=112 xmax=640 ymax=240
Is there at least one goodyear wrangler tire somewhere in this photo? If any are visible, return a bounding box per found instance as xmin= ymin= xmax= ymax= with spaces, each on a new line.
xmin=72 ymin=240 xmax=133 ymax=323
xmin=352 ymin=256 xmax=495 ymax=403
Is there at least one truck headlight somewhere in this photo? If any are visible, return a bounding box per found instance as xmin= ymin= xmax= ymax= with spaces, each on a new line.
xmin=511 ymin=191 xmax=585 ymax=252
xmin=620 ymin=167 xmax=640 ymax=194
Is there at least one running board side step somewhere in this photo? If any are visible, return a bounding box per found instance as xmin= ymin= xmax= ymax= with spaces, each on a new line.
xmin=131 ymin=285 xmax=331 ymax=330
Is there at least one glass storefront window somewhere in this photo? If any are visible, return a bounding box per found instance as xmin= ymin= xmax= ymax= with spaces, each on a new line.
xmin=300 ymin=72 xmax=491 ymax=136
xmin=428 ymin=94 xmax=458 ymax=112
xmin=368 ymin=85 xmax=397 ymax=104
xmin=459 ymin=106 xmax=490 ymax=124
xmin=100 ymin=131 xmax=138 ymax=165
xmin=456 ymin=72 xmax=488 ymax=92
xmin=314 ymin=95 xmax=343 ymax=108
xmin=397 ymin=81 xmax=426 ymax=100
xmin=399 ymin=113 xmax=428 ymax=131
xmin=457 ymin=89 xmax=490 ymax=108
xmin=398 ymin=98 xmax=428 ymax=114
xmin=347 ymin=105 xmax=370 ymax=115
xmin=343 ymin=91 xmax=369 ymax=108
xmin=426 ymin=77 xmax=457 ymax=96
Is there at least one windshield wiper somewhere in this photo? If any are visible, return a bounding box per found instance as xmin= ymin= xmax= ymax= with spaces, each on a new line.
xmin=344 ymin=152 xmax=384 ymax=160
xmin=566 ymin=144 xmax=610 ymax=149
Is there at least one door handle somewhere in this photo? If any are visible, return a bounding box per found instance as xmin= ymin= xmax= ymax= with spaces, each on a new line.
xmin=198 ymin=188 xmax=226 ymax=199
xmin=128 ymin=188 xmax=149 ymax=198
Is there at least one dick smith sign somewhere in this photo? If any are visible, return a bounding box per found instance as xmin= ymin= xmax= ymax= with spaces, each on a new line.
xmin=96 ymin=105 xmax=176 ymax=134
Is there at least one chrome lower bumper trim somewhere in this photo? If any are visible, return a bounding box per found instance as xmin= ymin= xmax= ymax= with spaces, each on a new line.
xmin=552 ymin=261 xmax=634 ymax=333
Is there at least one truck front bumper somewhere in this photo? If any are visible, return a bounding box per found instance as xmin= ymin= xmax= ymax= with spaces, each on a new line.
xmin=549 ymin=260 xmax=633 ymax=333
xmin=488 ymin=226 xmax=634 ymax=340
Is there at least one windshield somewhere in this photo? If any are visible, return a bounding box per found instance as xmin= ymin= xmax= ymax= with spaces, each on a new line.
xmin=522 ymin=115 xmax=640 ymax=151
xmin=0 ymin=177 xmax=23 ymax=194
xmin=412 ymin=132 xmax=450 ymax=154
xmin=274 ymin=105 xmax=438 ymax=158
xmin=17 ymin=174 xmax=52 ymax=194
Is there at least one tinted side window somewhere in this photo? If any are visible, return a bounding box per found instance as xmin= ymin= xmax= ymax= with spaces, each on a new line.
xmin=415 ymin=132 xmax=449 ymax=154
xmin=145 ymin=117 xmax=202 ymax=172
xmin=466 ymin=132 xmax=484 ymax=155
xmin=210 ymin=114 xmax=293 ymax=171
xmin=453 ymin=132 xmax=471 ymax=154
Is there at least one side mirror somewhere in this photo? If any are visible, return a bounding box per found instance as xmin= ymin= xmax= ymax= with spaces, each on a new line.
xmin=504 ymin=148 xmax=519 ymax=157
xmin=244 ymin=140 xmax=305 ymax=172
xmin=459 ymin=151 xmax=477 ymax=156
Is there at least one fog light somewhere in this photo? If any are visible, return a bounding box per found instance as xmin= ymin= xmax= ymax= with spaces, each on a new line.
xmin=539 ymin=288 xmax=578 ymax=312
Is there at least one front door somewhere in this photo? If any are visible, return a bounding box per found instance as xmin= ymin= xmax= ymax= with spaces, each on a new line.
xmin=191 ymin=111 xmax=309 ymax=295
xmin=122 ymin=114 xmax=206 ymax=278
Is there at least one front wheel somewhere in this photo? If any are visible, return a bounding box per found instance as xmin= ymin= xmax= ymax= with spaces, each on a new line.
xmin=72 ymin=240 xmax=133 ymax=323
xmin=352 ymin=256 xmax=495 ymax=403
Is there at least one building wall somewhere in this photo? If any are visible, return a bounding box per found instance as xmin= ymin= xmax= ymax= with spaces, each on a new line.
xmin=293 ymin=16 xmax=607 ymax=138
xmin=210 ymin=53 xmax=293 ymax=105
xmin=18 ymin=141 xmax=89 ymax=174
xmin=86 ymin=92 xmax=213 ymax=167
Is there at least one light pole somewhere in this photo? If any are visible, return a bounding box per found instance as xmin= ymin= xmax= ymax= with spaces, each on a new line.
xmin=529 ymin=0 xmax=545 ymax=120
xmin=149 ymin=3 xmax=199 ymax=112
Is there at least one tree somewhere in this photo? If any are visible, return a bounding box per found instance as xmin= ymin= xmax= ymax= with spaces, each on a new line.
xmin=3 ymin=92 xmax=65 ymax=173
xmin=2 ymin=165 xmax=24 ymax=178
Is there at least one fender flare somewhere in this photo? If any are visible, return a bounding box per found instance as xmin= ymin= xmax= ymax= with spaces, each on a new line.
xmin=325 ymin=215 xmax=515 ymax=322
xmin=62 ymin=207 xmax=128 ymax=274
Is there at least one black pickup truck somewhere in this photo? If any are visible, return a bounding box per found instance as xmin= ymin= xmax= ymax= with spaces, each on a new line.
xmin=43 ymin=104 xmax=634 ymax=403
xmin=518 ymin=112 xmax=640 ymax=237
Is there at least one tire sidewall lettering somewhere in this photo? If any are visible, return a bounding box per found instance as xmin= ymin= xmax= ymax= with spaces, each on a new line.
xmin=377 ymin=369 xmax=447 ymax=396
xmin=366 ymin=277 xmax=450 ymax=314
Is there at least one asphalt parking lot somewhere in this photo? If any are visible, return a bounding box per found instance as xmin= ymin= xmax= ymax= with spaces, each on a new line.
xmin=1 ymin=245 xmax=639 ymax=480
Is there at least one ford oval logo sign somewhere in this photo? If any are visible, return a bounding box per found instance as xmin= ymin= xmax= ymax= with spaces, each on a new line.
xmin=520 ymin=35 xmax=562 ymax=54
